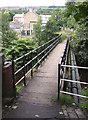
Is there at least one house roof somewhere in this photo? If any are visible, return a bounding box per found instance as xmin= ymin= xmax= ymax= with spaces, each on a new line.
xmin=13 ymin=14 xmax=24 ymax=18
xmin=24 ymin=11 xmax=39 ymax=21
xmin=9 ymin=21 xmax=21 ymax=29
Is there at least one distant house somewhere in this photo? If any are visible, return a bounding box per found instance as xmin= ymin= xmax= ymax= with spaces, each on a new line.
xmin=9 ymin=21 xmax=21 ymax=29
xmin=10 ymin=9 xmax=39 ymax=36
xmin=9 ymin=21 xmax=22 ymax=35
xmin=13 ymin=14 xmax=24 ymax=23
xmin=23 ymin=10 xmax=39 ymax=35
xmin=11 ymin=14 xmax=24 ymax=36
xmin=40 ymin=14 xmax=51 ymax=27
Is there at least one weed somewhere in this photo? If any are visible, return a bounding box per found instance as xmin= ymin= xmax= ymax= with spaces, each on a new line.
xmin=79 ymin=87 xmax=88 ymax=111
xmin=59 ymin=93 xmax=73 ymax=105
xmin=52 ymin=93 xmax=73 ymax=106
xmin=16 ymin=84 xmax=22 ymax=92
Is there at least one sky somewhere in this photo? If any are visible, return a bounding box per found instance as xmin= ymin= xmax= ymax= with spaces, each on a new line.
xmin=0 ymin=0 xmax=67 ymax=7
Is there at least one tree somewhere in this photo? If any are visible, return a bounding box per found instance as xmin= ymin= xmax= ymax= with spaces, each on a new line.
xmin=8 ymin=9 xmax=28 ymax=21
xmin=66 ymin=1 xmax=88 ymax=66
xmin=4 ymin=37 xmax=35 ymax=60
xmin=34 ymin=8 xmax=66 ymax=45
xmin=2 ymin=10 xmax=18 ymax=48
xmin=42 ymin=9 xmax=63 ymax=42
xmin=36 ymin=8 xmax=52 ymax=15
xmin=33 ymin=17 xmax=43 ymax=45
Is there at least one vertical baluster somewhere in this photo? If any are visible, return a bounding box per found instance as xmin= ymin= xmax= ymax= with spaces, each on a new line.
xmin=23 ymin=55 xmax=26 ymax=86
xmin=58 ymin=63 xmax=61 ymax=100
xmin=36 ymin=50 xmax=38 ymax=69
xmin=12 ymin=60 xmax=16 ymax=97
xmin=30 ymin=52 xmax=33 ymax=78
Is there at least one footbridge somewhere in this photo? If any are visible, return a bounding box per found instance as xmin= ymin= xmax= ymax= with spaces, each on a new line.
xmin=2 ymin=35 xmax=88 ymax=119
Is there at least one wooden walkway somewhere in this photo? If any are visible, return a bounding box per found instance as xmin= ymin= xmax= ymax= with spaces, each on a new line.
xmin=3 ymin=41 xmax=87 ymax=119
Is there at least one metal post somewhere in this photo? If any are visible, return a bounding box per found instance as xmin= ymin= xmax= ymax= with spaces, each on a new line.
xmin=40 ymin=46 xmax=42 ymax=64
xmin=12 ymin=60 xmax=16 ymax=97
xmin=35 ymin=50 xmax=38 ymax=69
xmin=23 ymin=55 xmax=26 ymax=86
xmin=0 ymin=53 xmax=3 ymax=120
xmin=42 ymin=46 xmax=44 ymax=62
xmin=58 ymin=63 xmax=61 ymax=100
xmin=30 ymin=52 xmax=33 ymax=78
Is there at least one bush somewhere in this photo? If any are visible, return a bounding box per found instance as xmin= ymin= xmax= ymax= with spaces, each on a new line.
xmin=79 ymin=87 xmax=88 ymax=111
xmin=4 ymin=37 xmax=36 ymax=61
xmin=58 ymin=29 xmax=76 ymax=41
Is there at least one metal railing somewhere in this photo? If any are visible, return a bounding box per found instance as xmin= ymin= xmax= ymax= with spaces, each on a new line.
xmin=12 ymin=35 xmax=61 ymax=97
xmin=58 ymin=38 xmax=70 ymax=99
xmin=60 ymin=65 xmax=88 ymax=99
xmin=58 ymin=39 xmax=88 ymax=101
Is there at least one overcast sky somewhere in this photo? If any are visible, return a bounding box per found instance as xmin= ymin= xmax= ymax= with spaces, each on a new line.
xmin=0 ymin=0 xmax=67 ymax=7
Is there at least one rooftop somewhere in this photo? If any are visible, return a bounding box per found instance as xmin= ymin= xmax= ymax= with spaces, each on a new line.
xmin=13 ymin=14 xmax=24 ymax=18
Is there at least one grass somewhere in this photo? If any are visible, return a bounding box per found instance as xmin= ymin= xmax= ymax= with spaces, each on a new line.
xmin=52 ymin=93 xmax=73 ymax=106
xmin=79 ymin=87 xmax=88 ymax=111
xmin=59 ymin=93 xmax=73 ymax=105
xmin=16 ymin=84 xmax=23 ymax=92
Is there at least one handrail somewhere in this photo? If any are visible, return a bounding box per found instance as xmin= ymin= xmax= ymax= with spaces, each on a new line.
xmin=60 ymin=91 xmax=88 ymax=99
xmin=12 ymin=35 xmax=61 ymax=97
xmin=58 ymin=38 xmax=88 ymax=101
xmin=61 ymin=64 xmax=88 ymax=70
xmin=61 ymin=78 xmax=88 ymax=85
xmin=14 ymin=35 xmax=61 ymax=62
xmin=58 ymin=39 xmax=69 ymax=99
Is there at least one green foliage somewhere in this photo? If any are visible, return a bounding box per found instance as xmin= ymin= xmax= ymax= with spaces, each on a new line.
xmin=59 ymin=29 xmax=76 ymax=41
xmin=42 ymin=20 xmax=55 ymax=41
xmin=34 ymin=9 xmax=63 ymax=45
xmin=67 ymin=16 xmax=76 ymax=29
xmin=8 ymin=9 xmax=28 ymax=21
xmin=59 ymin=93 xmax=73 ymax=105
xmin=82 ymin=88 xmax=88 ymax=97
xmin=79 ymin=87 xmax=88 ymax=111
xmin=49 ymin=9 xmax=63 ymax=31
xmin=2 ymin=10 xmax=18 ymax=49
xmin=2 ymin=2 xmax=88 ymax=67
xmin=41 ymin=9 xmax=63 ymax=42
xmin=74 ymin=20 xmax=88 ymax=66
xmin=16 ymin=84 xmax=22 ymax=92
xmin=4 ymin=38 xmax=35 ymax=60
xmin=1 ymin=10 xmax=33 ymax=61
xmin=0 ymin=11 xmax=2 ymax=32
xmin=33 ymin=17 xmax=43 ymax=45
xmin=52 ymin=93 xmax=73 ymax=105
xmin=66 ymin=1 xmax=88 ymax=66
xmin=36 ymin=8 xmax=52 ymax=15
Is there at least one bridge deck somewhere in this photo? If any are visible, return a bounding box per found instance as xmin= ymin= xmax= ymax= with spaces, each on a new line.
xmin=3 ymin=41 xmax=86 ymax=119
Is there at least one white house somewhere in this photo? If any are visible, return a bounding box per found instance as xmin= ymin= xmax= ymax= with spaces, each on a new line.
xmin=40 ymin=15 xmax=51 ymax=27
xmin=13 ymin=13 xmax=24 ymax=23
